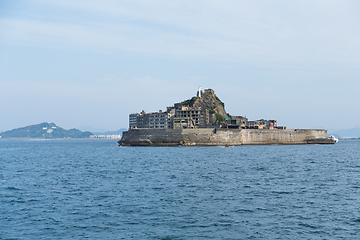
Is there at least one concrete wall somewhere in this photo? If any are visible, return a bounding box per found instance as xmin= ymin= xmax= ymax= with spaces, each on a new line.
xmin=239 ymin=129 xmax=328 ymax=145
xmin=119 ymin=128 xmax=332 ymax=146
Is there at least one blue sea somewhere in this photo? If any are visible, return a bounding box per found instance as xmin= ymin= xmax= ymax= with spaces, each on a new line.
xmin=1 ymin=140 xmax=360 ymax=239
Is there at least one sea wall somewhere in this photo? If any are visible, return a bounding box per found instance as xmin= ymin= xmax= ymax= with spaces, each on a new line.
xmin=119 ymin=128 xmax=333 ymax=146
xmin=239 ymin=129 xmax=328 ymax=145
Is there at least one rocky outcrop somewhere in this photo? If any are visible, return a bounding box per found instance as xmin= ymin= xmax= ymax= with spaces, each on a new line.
xmin=177 ymin=89 xmax=228 ymax=120
xmin=193 ymin=89 xmax=227 ymax=117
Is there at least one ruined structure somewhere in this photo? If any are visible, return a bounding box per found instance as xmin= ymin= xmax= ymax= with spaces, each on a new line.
xmin=119 ymin=88 xmax=336 ymax=146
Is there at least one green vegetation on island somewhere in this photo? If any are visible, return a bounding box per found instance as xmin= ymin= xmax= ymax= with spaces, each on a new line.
xmin=178 ymin=96 xmax=199 ymax=107
xmin=0 ymin=122 xmax=92 ymax=139
xmin=177 ymin=89 xmax=228 ymax=125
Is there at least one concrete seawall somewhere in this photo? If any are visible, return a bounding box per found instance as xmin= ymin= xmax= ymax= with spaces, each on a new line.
xmin=119 ymin=128 xmax=335 ymax=146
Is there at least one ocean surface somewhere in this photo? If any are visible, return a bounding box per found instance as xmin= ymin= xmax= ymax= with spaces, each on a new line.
xmin=1 ymin=140 xmax=360 ymax=239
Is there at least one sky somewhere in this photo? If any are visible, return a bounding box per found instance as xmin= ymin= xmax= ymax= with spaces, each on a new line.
xmin=1 ymin=0 xmax=359 ymax=132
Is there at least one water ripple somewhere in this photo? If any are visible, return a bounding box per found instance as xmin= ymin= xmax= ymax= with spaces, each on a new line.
xmin=0 ymin=140 xmax=360 ymax=239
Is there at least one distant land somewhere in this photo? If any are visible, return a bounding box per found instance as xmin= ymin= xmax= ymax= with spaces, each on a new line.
xmin=0 ymin=122 xmax=92 ymax=139
xmin=78 ymin=126 xmax=127 ymax=136
xmin=328 ymin=127 xmax=360 ymax=139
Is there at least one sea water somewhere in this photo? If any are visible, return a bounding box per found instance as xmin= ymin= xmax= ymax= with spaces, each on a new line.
xmin=1 ymin=140 xmax=360 ymax=239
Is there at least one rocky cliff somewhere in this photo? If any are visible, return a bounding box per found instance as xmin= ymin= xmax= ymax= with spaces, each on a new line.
xmin=177 ymin=89 xmax=228 ymax=122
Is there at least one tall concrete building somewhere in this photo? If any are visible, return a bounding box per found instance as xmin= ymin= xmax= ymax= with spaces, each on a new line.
xmin=129 ymin=110 xmax=174 ymax=129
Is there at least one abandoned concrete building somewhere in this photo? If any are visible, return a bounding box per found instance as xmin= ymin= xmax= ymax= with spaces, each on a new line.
xmin=129 ymin=110 xmax=174 ymax=129
xmin=128 ymin=88 xmax=284 ymax=130
xmin=172 ymin=106 xmax=211 ymax=129
xmin=225 ymin=116 xmax=248 ymax=129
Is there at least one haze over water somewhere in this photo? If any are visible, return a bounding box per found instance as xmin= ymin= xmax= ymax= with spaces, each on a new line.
xmin=1 ymin=140 xmax=360 ymax=239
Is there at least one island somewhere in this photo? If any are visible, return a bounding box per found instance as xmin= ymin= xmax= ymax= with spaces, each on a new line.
xmin=119 ymin=88 xmax=336 ymax=146
xmin=0 ymin=122 xmax=92 ymax=139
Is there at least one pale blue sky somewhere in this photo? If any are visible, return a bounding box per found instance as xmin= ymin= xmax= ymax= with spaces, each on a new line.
xmin=1 ymin=0 xmax=359 ymax=132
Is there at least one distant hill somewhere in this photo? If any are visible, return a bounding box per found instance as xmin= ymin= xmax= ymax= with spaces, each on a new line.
xmin=330 ymin=127 xmax=360 ymax=138
xmin=0 ymin=122 xmax=92 ymax=139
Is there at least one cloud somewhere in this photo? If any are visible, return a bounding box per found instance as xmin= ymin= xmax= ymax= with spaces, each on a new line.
xmin=1 ymin=0 xmax=359 ymax=67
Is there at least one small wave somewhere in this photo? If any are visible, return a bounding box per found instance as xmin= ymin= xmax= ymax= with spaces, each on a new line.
xmin=5 ymin=186 xmax=22 ymax=191
xmin=298 ymin=223 xmax=319 ymax=229
xmin=8 ymin=199 xmax=26 ymax=204
xmin=271 ymin=191 xmax=293 ymax=195
xmin=234 ymin=208 xmax=254 ymax=213
xmin=158 ymin=235 xmax=181 ymax=240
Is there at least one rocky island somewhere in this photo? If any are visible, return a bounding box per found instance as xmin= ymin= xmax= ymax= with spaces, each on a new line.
xmin=119 ymin=88 xmax=336 ymax=146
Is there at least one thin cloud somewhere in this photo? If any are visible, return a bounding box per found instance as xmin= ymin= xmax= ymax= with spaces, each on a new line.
xmin=1 ymin=1 xmax=359 ymax=67
xmin=99 ymin=74 xmax=118 ymax=82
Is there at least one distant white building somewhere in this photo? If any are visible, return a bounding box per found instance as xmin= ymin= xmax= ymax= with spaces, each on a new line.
xmin=90 ymin=134 xmax=121 ymax=139
xmin=106 ymin=135 xmax=121 ymax=139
